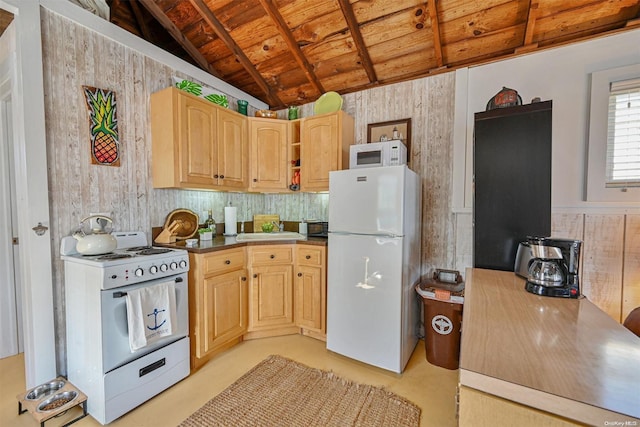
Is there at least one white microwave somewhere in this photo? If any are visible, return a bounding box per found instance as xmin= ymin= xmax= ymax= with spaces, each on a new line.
xmin=349 ymin=140 xmax=407 ymax=169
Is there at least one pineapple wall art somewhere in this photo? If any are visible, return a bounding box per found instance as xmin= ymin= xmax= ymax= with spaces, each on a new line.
xmin=82 ymin=85 xmax=120 ymax=166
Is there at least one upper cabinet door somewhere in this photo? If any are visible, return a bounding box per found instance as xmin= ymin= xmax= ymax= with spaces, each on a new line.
xmin=301 ymin=111 xmax=354 ymax=192
xmin=151 ymin=87 xmax=220 ymax=189
xmin=217 ymin=109 xmax=248 ymax=190
xmin=151 ymin=87 xmax=250 ymax=191
xmin=249 ymin=118 xmax=288 ymax=192
xmin=178 ymin=94 xmax=218 ymax=185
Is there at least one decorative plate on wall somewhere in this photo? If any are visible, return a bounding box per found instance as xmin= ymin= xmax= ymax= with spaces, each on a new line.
xmin=314 ymin=91 xmax=343 ymax=115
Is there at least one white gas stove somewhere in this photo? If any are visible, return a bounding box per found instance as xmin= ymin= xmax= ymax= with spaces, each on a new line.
xmin=61 ymin=231 xmax=190 ymax=424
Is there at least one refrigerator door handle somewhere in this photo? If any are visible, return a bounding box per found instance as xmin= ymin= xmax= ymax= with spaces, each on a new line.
xmin=329 ymin=231 xmax=403 ymax=238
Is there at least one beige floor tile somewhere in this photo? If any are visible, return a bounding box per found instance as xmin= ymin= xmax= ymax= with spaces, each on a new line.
xmin=1 ymin=335 xmax=458 ymax=426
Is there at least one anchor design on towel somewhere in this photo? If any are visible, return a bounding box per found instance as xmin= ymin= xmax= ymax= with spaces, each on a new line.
xmin=146 ymin=308 xmax=167 ymax=331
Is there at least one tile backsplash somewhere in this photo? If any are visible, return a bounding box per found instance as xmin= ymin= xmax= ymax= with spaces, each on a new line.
xmin=166 ymin=190 xmax=329 ymax=226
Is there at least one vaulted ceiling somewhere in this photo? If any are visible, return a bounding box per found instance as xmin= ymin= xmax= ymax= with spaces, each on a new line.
xmin=107 ymin=0 xmax=640 ymax=108
xmin=0 ymin=9 xmax=14 ymax=37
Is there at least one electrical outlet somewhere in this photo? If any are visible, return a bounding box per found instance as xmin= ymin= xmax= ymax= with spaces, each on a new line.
xmin=89 ymin=212 xmax=111 ymax=231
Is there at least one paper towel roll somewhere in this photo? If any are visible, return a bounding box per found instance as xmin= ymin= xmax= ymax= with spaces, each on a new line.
xmin=224 ymin=206 xmax=237 ymax=236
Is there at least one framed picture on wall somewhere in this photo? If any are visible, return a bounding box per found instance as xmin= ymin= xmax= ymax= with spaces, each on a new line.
xmin=367 ymin=118 xmax=411 ymax=163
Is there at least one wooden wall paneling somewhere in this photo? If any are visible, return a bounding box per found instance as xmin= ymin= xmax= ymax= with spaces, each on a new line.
xmin=622 ymin=215 xmax=640 ymax=322
xmin=127 ymin=49 xmax=148 ymax=232
xmin=455 ymin=213 xmax=473 ymax=277
xmin=423 ymin=75 xmax=456 ymax=274
xmin=345 ymin=74 xmax=457 ymax=277
xmin=582 ymin=214 xmax=625 ymax=321
xmin=551 ymin=213 xmax=584 ymax=240
xmin=41 ymin=9 xmax=67 ymax=374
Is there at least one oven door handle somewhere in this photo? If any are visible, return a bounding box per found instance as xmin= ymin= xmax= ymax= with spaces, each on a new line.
xmin=112 ymin=276 xmax=184 ymax=298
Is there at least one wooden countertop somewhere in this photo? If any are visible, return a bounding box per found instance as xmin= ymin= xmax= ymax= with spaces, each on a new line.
xmin=459 ymin=268 xmax=640 ymax=424
xmin=159 ymin=235 xmax=327 ymax=254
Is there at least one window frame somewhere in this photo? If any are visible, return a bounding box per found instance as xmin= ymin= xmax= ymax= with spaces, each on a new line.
xmin=605 ymin=80 xmax=640 ymax=187
xmin=586 ymin=64 xmax=640 ymax=202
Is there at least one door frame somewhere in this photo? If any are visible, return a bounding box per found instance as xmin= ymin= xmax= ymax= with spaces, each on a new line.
xmin=0 ymin=54 xmax=21 ymax=358
xmin=1 ymin=0 xmax=56 ymax=388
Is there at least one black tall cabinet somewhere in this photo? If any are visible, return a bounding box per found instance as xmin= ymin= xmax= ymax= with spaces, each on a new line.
xmin=473 ymin=100 xmax=552 ymax=271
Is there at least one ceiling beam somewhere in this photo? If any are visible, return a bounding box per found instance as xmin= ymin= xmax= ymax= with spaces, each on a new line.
xmin=128 ymin=0 xmax=154 ymax=43
xmin=625 ymin=17 xmax=640 ymax=27
xmin=427 ymin=0 xmax=444 ymax=68
xmin=515 ymin=1 xmax=539 ymax=53
xmin=258 ymin=0 xmax=325 ymax=98
xmin=188 ymin=0 xmax=282 ymax=107
xmin=336 ymin=0 xmax=378 ymax=84
xmin=137 ymin=0 xmax=222 ymax=78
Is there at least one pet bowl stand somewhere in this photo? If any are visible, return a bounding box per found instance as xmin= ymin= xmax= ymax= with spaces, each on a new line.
xmin=17 ymin=377 xmax=88 ymax=427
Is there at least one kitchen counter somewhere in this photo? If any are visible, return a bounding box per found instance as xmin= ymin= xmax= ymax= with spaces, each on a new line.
xmin=458 ymin=268 xmax=640 ymax=425
xmin=158 ymin=235 xmax=327 ymax=253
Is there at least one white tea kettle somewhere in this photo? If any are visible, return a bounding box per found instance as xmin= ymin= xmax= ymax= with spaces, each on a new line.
xmin=73 ymin=215 xmax=117 ymax=255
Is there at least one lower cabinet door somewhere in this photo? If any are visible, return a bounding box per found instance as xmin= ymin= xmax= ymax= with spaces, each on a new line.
xmin=249 ymin=265 xmax=294 ymax=330
xmin=200 ymin=268 xmax=248 ymax=356
xmin=295 ymin=264 xmax=324 ymax=332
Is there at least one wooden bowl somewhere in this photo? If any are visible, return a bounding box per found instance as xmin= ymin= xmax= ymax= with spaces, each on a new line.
xmin=163 ymin=209 xmax=199 ymax=240
xmin=255 ymin=109 xmax=278 ymax=119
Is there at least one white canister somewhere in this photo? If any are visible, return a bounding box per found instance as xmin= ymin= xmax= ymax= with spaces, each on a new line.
xmin=299 ymin=221 xmax=307 ymax=235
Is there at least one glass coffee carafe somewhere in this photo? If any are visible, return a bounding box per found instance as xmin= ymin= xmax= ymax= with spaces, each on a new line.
xmin=527 ymin=259 xmax=565 ymax=287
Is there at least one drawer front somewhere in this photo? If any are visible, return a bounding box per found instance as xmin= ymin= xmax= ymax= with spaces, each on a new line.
xmin=297 ymin=246 xmax=324 ymax=266
xmin=203 ymin=248 xmax=246 ymax=276
xmin=249 ymin=246 xmax=293 ymax=265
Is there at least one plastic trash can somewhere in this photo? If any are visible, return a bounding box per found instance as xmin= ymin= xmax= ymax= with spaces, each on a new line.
xmin=416 ymin=269 xmax=464 ymax=370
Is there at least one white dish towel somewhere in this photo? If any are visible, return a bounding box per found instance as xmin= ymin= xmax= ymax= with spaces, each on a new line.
xmin=126 ymin=281 xmax=177 ymax=352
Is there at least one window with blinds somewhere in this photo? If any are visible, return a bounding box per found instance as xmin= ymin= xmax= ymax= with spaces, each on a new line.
xmin=606 ymin=78 xmax=640 ymax=187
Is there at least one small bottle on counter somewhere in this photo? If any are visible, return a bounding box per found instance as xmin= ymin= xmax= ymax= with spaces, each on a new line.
xmin=299 ymin=219 xmax=307 ymax=235
xmin=205 ymin=210 xmax=216 ymax=234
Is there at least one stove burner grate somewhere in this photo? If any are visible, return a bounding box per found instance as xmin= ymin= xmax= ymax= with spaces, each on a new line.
xmin=137 ymin=248 xmax=172 ymax=256
xmin=125 ymin=246 xmax=152 ymax=252
xmin=96 ymin=253 xmax=133 ymax=261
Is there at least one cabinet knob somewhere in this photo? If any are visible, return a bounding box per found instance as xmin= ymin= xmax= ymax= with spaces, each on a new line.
xmin=253 ymin=274 xmax=258 ymax=278
xmin=305 ymin=255 xmax=311 ymax=259
xmin=242 ymin=277 xmax=247 ymax=281
xmin=225 ymin=260 xmax=231 ymax=265
xmin=270 ymin=254 xmax=275 ymax=259
xmin=297 ymin=272 xmax=302 ymax=277
xmin=253 ymin=178 xmax=257 ymax=182
xmin=220 ymin=175 xmax=225 ymax=179
xmin=214 ymin=174 xmax=219 ymax=178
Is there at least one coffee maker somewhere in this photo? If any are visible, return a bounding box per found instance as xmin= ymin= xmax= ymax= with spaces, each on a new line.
xmin=524 ymin=237 xmax=582 ymax=298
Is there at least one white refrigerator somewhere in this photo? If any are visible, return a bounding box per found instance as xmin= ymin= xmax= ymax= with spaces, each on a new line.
xmin=327 ymin=165 xmax=421 ymax=373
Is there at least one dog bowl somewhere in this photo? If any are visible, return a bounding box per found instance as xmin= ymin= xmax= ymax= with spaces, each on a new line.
xmin=37 ymin=390 xmax=78 ymax=412
xmin=26 ymin=379 xmax=66 ymax=401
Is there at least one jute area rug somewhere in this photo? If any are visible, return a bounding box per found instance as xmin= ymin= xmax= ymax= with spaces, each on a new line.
xmin=178 ymin=354 xmax=421 ymax=427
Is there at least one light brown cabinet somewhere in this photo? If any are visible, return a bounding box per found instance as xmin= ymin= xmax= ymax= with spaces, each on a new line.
xmin=150 ymin=87 xmax=248 ymax=191
xmin=295 ymin=245 xmax=326 ymax=339
xmin=300 ymin=111 xmax=354 ymax=192
xmin=248 ymin=117 xmax=289 ymax=192
xmin=217 ymin=109 xmax=249 ymax=190
xmin=188 ymin=248 xmax=248 ymax=370
xmin=246 ymin=246 xmax=295 ymax=334
xmin=188 ymin=242 xmax=327 ymax=368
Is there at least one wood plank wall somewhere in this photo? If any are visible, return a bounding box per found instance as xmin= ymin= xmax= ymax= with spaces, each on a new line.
xmin=339 ymin=76 xmax=457 ymax=277
xmin=549 ymin=213 xmax=638 ymax=322
xmin=40 ymin=9 xmax=638 ymax=372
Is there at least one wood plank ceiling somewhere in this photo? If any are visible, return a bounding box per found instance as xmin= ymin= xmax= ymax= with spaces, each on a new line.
xmin=107 ymin=0 xmax=640 ymax=108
